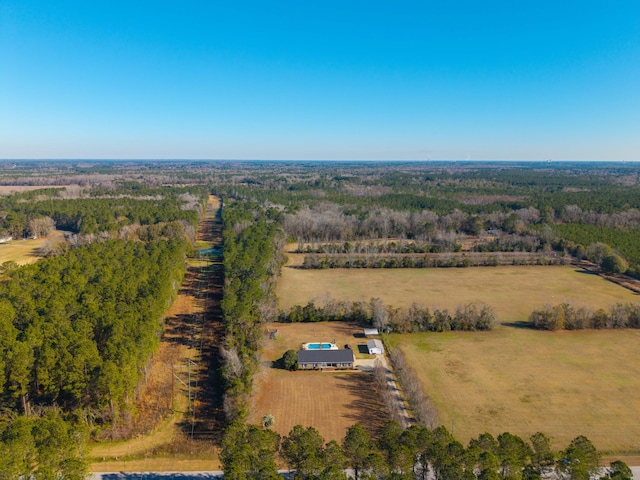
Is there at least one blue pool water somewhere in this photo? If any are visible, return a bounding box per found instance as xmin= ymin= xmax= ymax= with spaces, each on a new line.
xmin=199 ymin=247 xmax=222 ymax=255
xmin=306 ymin=343 xmax=334 ymax=350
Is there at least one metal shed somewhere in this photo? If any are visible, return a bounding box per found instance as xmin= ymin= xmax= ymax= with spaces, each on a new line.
xmin=366 ymin=339 xmax=384 ymax=355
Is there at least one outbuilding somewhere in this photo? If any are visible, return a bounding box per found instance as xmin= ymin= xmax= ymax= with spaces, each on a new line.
xmin=367 ymin=339 xmax=384 ymax=355
xmin=297 ymin=349 xmax=355 ymax=370
xmin=363 ymin=328 xmax=379 ymax=336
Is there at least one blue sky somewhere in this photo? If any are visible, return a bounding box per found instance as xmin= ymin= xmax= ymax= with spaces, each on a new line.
xmin=1 ymin=1 xmax=639 ymax=160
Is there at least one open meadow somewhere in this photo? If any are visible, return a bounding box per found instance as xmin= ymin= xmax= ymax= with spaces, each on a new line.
xmin=277 ymin=263 xmax=640 ymax=453
xmin=389 ymin=328 xmax=640 ymax=453
xmin=277 ymin=265 xmax=639 ymax=323
xmin=251 ymin=322 xmax=387 ymax=442
xmin=0 ymin=231 xmax=64 ymax=266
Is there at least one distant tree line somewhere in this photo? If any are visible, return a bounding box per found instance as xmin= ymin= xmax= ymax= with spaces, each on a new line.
xmin=295 ymin=240 xmax=461 ymax=255
xmin=279 ymin=297 xmax=496 ymax=333
xmin=299 ymin=252 xmax=566 ymax=270
xmin=214 ymin=165 xmax=640 ymax=278
xmin=221 ymin=419 xmax=631 ymax=480
xmin=0 ymin=186 xmax=207 ymax=237
xmin=554 ymin=225 xmax=639 ymax=277
xmin=529 ymin=302 xmax=640 ymax=331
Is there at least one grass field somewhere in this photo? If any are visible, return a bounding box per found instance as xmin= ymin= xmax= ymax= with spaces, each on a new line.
xmin=389 ymin=328 xmax=640 ymax=453
xmin=277 ymin=263 xmax=640 ymax=453
xmin=251 ymin=322 xmax=387 ymax=442
xmin=277 ymin=265 xmax=638 ymax=323
xmin=0 ymin=231 xmax=65 ymax=266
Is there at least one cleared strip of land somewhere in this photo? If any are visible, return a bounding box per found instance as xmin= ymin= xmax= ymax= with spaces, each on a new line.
xmin=90 ymin=195 xmax=224 ymax=471
xmin=389 ymin=328 xmax=640 ymax=453
xmin=277 ymin=265 xmax=638 ymax=323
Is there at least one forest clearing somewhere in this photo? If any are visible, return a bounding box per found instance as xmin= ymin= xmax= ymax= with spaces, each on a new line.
xmin=0 ymin=230 xmax=64 ymax=265
xmin=389 ymin=327 xmax=640 ymax=453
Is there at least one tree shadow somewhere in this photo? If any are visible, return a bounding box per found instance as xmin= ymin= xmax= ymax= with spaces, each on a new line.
xmin=501 ymin=321 xmax=535 ymax=329
xmin=334 ymin=373 xmax=388 ymax=436
xmin=574 ymin=268 xmax=597 ymax=275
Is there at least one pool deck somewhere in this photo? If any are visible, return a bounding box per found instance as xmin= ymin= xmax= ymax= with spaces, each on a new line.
xmin=302 ymin=342 xmax=338 ymax=350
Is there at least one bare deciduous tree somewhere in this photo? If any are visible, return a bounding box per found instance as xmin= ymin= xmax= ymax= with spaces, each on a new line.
xmin=27 ymin=216 xmax=55 ymax=238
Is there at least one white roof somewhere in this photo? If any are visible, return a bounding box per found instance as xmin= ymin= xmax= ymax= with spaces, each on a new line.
xmin=367 ymin=339 xmax=384 ymax=350
xmin=364 ymin=328 xmax=379 ymax=335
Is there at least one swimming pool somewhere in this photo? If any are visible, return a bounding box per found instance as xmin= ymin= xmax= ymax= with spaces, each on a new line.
xmin=302 ymin=342 xmax=338 ymax=350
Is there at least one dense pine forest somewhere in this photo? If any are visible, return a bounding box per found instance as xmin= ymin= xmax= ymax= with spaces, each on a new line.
xmin=0 ymin=168 xmax=208 ymax=477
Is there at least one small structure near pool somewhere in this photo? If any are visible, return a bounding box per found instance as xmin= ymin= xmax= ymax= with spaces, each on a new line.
xmin=297 ymin=349 xmax=355 ymax=370
xmin=367 ymin=339 xmax=384 ymax=355
xmin=364 ymin=328 xmax=379 ymax=336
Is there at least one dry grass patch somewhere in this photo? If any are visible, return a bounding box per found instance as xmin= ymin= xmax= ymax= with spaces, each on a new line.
xmin=277 ymin=266 xmax=638 ymax=323
xmin=252 ymin=369 xmax=386 ymax=443
xmin=251 ymin=322 xmax=387 ymax=442
xmin=0 ymin=231 xmax=64 ymax=266
xmin=391 ymin=327 xmax=640 ymax=453
xmin=264 ymin=321 xmax=366 ymax=356
xmin=90 ymin=456 xmax=221 ymax=472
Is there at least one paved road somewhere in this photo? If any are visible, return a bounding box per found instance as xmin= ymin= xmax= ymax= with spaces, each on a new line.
xmin=91 ymin=474 xmax=221 ymax=480
xmin=91 ymin=474 xmax=223 ymax=479
xmin=91 ymin=471 xmax=303 ymax=479
xmin=92 ymin=468 xmax=640 ymax=479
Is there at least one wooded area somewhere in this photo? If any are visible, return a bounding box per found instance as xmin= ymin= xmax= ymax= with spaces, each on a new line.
xmin=0 ymin=169 xmax=209 ymax=477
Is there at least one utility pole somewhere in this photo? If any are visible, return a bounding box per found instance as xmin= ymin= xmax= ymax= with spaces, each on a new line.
xmin=186 ymin=358 xmax=197 ymax=416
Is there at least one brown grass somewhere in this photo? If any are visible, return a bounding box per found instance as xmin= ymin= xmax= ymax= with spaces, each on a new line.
xmin=277 ymin=262 xmax=640 ymax=453
xmin=0 ymin=231 xmax=64 ymax=266
xmin=390 ymin=327 xmax=640 ymax=453
xmin=276 ymin=265 xmax=638 ymax=323
xmin=251 ymin=322 xmax=387 ymax=442
xmin=90 ymin=456 xmax=221 ymax=472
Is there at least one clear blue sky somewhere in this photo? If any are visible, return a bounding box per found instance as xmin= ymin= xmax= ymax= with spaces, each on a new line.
xmin=1 ymin=1 xmax=639 ymax=160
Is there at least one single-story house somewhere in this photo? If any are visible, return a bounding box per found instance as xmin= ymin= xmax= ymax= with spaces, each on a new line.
xmin=367 ymin=339 xmax=384 ymax=355
xmin=364 ymin=328 xmax=379 ymax=336
xmin=297 ymin=349 xmax=355 ymax=370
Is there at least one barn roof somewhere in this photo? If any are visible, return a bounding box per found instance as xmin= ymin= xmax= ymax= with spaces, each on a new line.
xmin=297 ymin=349 xmax=355 ymax=363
